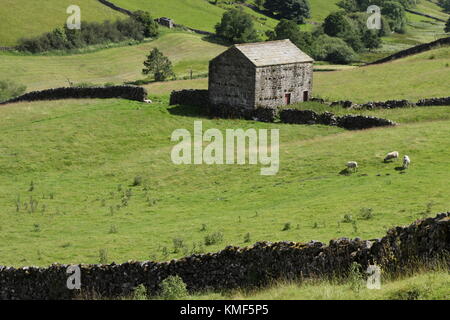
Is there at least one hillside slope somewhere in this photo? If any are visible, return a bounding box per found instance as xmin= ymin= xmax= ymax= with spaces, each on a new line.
xmin=0 ymin=32 xmax=226 ymax=91
xmin=0 ymin=96 xmax=449 ymax=266
xmin=0 ymin=0 xmax=125 ymax=46
xmin=314 ymin=46 xmax=450 ymax=102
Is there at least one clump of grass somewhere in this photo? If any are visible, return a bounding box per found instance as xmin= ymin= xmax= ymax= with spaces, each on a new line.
xmin=342 ymin=214 xmax=353 ymax=223
xmin=312 ymin=222 xmax=319 ymax=229
xmin=282 ymin=222 xmax=291 ymax=231
xmin=132 ymin=176 xmax=142 ymax=186
xmin=204 ymin=232 xmax=224 ymax=246
xmin=172 ymin=238 xmax=185 ymax=253
xmin=359 ymin=207 xmax=374 ymax=220
xmin=244 ymin=232 xmax=251 ymax=243
xmin=132 ymin=284 xmax=148 ymax=300
xmin=28 ymin=181 xmax=34 ymax=192
xmin=389 ymin=285 xmax=430 ymax=300
xmin=200 ymin=224 xmax=207 ymax=232
xmin=348 ymin=262 xmax=364 ymax=293
xmin=159 ymin=275 xmax=188 ymax=300
xmin=108 ymin=225 xmax=118 ymax=234
xmin=420 ymin=202 xmax=434 ymax=219
xmin=99 ymin=249 xmax=108 ymax=264
xmin=32 ymin=224 xmax=41 ymax=232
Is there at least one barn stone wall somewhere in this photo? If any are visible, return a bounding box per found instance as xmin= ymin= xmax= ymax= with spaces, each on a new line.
xmin=209 ymin=48 xmax=256 ymax=112
xmin=0 ymin=213 xmax=448 ymax=300
xmin=255 ymin=62 xmax=313 ymax=108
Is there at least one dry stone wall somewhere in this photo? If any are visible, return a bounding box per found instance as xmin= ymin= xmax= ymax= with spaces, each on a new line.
xmin=280 ymin=109 xmax=396 ymax=130
xmin=0 ymin=86 xmax=148 ymax=105
xmin=0 ymin=213 xmax=448 ymax=300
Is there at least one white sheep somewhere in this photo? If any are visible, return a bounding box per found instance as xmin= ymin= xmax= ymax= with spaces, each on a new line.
xmin=403 ymin=155 xmax=411 ymax=169
xmin=346 ymin=161 xmax=358 ymax=172
xmin=384 ymin=151 xmax=399 ymax=162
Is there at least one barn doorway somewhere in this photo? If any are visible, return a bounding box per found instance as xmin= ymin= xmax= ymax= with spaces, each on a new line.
xmin=285 ymin=93 xmax=291 ymax=105
xmin=303 ymin=91 xmax=309 ymax=102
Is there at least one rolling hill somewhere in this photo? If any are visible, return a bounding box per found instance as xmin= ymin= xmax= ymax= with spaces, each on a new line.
xmin=0 ymin=32 xmax=226 ymax=91
xmin=0 ymin=0 xmax=125 ymax=46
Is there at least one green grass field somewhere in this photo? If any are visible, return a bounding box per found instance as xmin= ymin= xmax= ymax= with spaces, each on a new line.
xmin=314 ymin=46 xmax=450 ymax=102
xmin=1 ymin=94 xmax=449 ymax=267
xmin=0 ymin=32 xmax=225 ymax=91
xmin=187 ymin=269 xmax=450 ymax=300
xmin=0 ymin=0 xmax=125 ymax=46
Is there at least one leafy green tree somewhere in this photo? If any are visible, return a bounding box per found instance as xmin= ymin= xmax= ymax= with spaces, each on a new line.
xmin=381 ymin=1 xmax=407 ymax=33
xmin=132 ymin=10 xmax=159 ymax=37
xmin=323 ymin=11 xmax=353 ymax=37
xmin=215 ymin=8 xmax=259 ymax=43
xmin=264 ymin=0 xmax=311 ymax=23
xmin=267 ymin=19 xmax=313 ymax=54
xmin=142 ymin=48 xmax=175 ymax=81
xmin=362 ymin=29 xmax=381 ymax=49
xmin=445 ymin=17 xmax=450 ymax=33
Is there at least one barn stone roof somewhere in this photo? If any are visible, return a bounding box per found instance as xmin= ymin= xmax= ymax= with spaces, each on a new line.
xmin=234 ymin=39 xmax=314 ymax=67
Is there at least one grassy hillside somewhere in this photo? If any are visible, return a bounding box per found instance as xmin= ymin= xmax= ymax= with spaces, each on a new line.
xmin=0 ymin=95 xmax=449 ymax=267
xmin=0 ymin=32 xmax=225 ymax=91
xmin=142 ymin=46 xmax=450 ymax=102
xmin=0 ymin=0 xmax=125 ymax=46
xmin=314 ymin=46 xmax=450 ymax=102
xmin=113 ymin=0 xmax=226 ymax=32
xmin=416 ymin=0 xmax=450 ymax=21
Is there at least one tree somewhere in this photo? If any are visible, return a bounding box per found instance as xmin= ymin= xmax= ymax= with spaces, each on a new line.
xmin=381 ymin=1 xmax=407 ymax=33
xmin=215 ymin=8 xmax=259 ymax=43
xmin=267 ymin=19 xmax=313 ymax=54
xmin=445 ymin=17 xmax=450 ymax=33
xmin=362 ymin=29 xmax=381 ymax=50
xmin=132 ymin=10 xmax=159 ymax=37
xmin=323 ymin=11 xmax=353 ymax=37
xmin=142 ymin=48 xmax=175 ymax=81
xmin=264 ymin=0 xmax=311 ymax=23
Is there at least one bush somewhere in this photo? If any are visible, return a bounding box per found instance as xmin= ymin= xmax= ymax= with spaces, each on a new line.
xmin=132 ymin=284 xmax=148 ymax=300
xmin=159 ymin=275 xmax=188 ymax=300
xmin=204 ymin=232 xmax=224 ymax=246
xmin=17 ymin=17 xmax=147 ymax=53
xmin=311 ymin=35 xmax=356 ymax=64
xmin=0 ymin=80 xmax=26 ymax=103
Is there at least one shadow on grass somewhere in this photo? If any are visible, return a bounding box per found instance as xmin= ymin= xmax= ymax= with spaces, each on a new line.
xmin=167 ymin=104 xmax=210 ymax=118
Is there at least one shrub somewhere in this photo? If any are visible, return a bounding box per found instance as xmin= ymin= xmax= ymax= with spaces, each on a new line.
xmin=0 ymin=80 xmax=26 ymax=103
xmin=99 ymin=249 xmax=108 ymax=264
xmin=159 ymin=275 xmax=188 ymax=300
xmin=359 ymin=208 xmax=374 ymax=220
xmin=311 ymin=35 xmax=356 ymax=64
xmin=204 ymin=232 xmax=224 ymax=246
xmin=132 ymin=284 xmax=148 ymax=300
xmin=348 ymin=262 xmax=364 ymax=293
xmin=282 ymin=222 xmax=291 ymax=231
xmin=342 ymin=214 xmax=353 ymax=223
xmin=132 ymin=176 xmax=143 ymax=186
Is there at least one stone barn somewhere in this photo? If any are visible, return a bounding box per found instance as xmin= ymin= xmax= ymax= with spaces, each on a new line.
xmin=209 ymin=39 xmax=314 ymax=114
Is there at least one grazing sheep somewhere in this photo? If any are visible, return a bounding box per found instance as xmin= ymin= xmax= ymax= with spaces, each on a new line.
xmin=403 ymin=155 xmax=411 ymax=169
xmin=346 ymin=161 xmax=358 ymax=172
xmin=384 ymin=151 xmax=399 ymax=162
